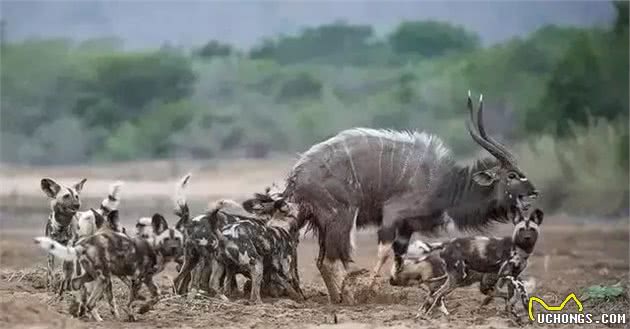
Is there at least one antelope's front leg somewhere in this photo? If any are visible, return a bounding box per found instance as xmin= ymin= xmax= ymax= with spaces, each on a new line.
xmin=370 ymin=227 xmax=395 ymax=288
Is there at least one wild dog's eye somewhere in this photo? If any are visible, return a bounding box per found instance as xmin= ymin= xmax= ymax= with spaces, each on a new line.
xmin=63 ymin=194 xmax=71 ymax=199
xmin=508 ymin=172 xmax=518 ymax=180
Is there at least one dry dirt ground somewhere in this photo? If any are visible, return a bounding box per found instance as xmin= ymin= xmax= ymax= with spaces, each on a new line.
xmin=0 ymin=159 xmax=628 ymax=329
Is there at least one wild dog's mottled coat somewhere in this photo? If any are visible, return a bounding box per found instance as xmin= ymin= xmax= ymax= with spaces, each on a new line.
xmin=209 ymin=195 xmax=303 ymax=303
xmin=41 ymin=177 xmax=87 ymax=291
xmin=390 ymin=208 xmax=543 ymax=319
xmin=35 ymin=210 xmax=184 ymax=321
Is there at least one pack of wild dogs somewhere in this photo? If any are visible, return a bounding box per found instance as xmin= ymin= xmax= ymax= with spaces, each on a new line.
xmin=34 ymin=92 xmax=543 ymax=324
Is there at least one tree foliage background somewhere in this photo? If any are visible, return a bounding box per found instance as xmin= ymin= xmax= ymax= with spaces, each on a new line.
xmin=1 ymin=2 xmax=628 ymax=216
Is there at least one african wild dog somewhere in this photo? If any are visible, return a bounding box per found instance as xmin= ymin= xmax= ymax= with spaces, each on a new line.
xmin=34 ymin=210 xmax=185 ymax=321
xmin=51 ymin=180 xmax=125 ymax=300
xmin=208 ymin=192 xmax=304 ymax=304
xmin=40 ymin=177 xmax=87 ymax=291
xmin=389 ymin=208 xmax=543 ymax=320
xmin=170 ymin=174 xmax=241 ymax=295
xmin=41 ymin=178 xmax=124 ymax=292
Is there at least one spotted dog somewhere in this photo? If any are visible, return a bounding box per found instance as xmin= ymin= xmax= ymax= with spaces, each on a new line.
xmin=134 ymin=176 xmax=187 ymax=272
xmin=390 ymin=208 xmax=543 ymax=320
xmin=35 ymin=210 xmax=184 ymax=321
xmin=209 ymin=193 xmax=304 ymax=304
xmin=42 ymin=178 xmax=124 ymax=295
xmin=40 ymin=177 xmax=87 ymax=291
xmin=170 ymin=174 xmax=245 ymax=295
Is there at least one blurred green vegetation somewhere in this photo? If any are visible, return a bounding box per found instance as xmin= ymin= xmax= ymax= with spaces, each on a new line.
xmin=0 ymin=2 xmax=628 ymax=216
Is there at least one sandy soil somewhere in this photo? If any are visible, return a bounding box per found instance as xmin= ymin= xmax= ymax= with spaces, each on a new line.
xmin=0 ymin=160 xmax=628 ymax=329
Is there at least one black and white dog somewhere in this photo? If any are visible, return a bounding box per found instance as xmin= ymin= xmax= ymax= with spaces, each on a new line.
xmin=208 ymin=190 xmax=305 ymax=304
xmin=35 ymin=209 xmax=184 ymax=322
xmin=389 ymin=208 xmax=543 ymax=320
xmin=41 ymin=178 xmax=123 ymax=293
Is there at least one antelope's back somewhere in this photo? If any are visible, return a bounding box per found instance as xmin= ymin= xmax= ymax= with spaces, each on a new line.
xmin=286 ymin=128 xmax=453 ymax=212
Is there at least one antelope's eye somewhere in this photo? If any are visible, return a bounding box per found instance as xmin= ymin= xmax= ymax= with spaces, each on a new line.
xmin=508 ymin=172 xmax=518 ymax=180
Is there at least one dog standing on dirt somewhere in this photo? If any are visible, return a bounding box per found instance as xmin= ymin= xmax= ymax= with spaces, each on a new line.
xmin=209 ymin=192 xmax=305 ymax=304
xmin=41 ymin=178 xmax=123 ymax=293
xmin=389 ymin=208 xmax=543 ymax=320
xmin=41 ymin=177 xmax=87 ymax=291
xmin=34 ymin=209 xmax=185 ymax=321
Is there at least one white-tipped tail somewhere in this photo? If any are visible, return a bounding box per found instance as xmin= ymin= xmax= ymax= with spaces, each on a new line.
xmin=34 ymin=237 xmax=79 ymax=261
xmin=174 ymin=173 xmax=192 ymax=210
xmin=101 ymin=181 xmax=123 ymax=212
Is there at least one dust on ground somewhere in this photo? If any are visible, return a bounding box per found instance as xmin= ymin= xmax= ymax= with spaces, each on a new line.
xmin=1 ymin=160 xmax=628 ymax=329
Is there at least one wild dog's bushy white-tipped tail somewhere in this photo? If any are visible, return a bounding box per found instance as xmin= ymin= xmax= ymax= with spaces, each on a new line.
xmin=33 ymin=237 xmax=79 ymax=261
xmin=101 ymin=181 xmax=124 ymax=212
xmin=174 ymin=173 xmax=192 ymax=210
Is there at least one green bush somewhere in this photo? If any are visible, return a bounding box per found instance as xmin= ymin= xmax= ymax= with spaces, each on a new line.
xmin=516 ymin=119 xmax=629 ymax=216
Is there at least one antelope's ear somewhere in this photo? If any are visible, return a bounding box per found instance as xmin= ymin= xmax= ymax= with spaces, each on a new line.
xmin=273 ymin=199 xmax=289 ymax=213
xmin=472 ymin=169 xmax=498 ymax=186
xmin=41 ymin=178 xmax=62 ymax=198
xmin=530 ymin=208 xmax=544 ymax=226
xmin=151 ymin=213 xmax=168 ymax=233
xmin=73 ymin=178 xmax=87 ymax=193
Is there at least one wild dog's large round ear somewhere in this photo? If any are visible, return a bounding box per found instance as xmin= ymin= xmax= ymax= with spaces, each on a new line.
xmin=242 ymin=198 xmax=263 ymax=213
xmin=91 ymin=208 xmax=105 ymax=228
xmin=41 ymin=178 xmax=62 ymax=198
xmin=73 ymin=178 xmax=87 ymax=193
xmin=151 ymin=213 xmax=168 ymax=233
xmin=530 ymin=208 xmax=544 ymax=226
xmin=108 ymin=210 xmax=120 ymax=226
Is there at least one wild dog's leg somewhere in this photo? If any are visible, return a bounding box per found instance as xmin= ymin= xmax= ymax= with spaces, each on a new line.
xmin=419 ymin=276 xmax=452 ymax=317
xmin=271 ymin=271 xmax=303 ymax=301
xmin=84 ymin=277 xmax=107 ymax=322
xmin=138 ymin=276 xmax=160 ymax=314
xmin=198 ymin=257 xmax=214 ymax=293
xmin=223 ymin=267 xmax=238 ymax=297
xmin=56 ymin=260 xmax=74 ymax=300
xmin=249 ymin=259 xmax=264 ymax=304
xmin=124 ymin=278 xmax=143 ymax=321
xmin=47 ymin=254 xmax=56 ymax=292
xmin=174 ymin=250 xmax=200 ymax=295
xmin=208 ymin=258 xmax=226 ymax=298
xmin=479 ymin=273 xmax=508 ymax=307
xmin=103 ymin=277 xmax=120 ymax=319
xmin=437 ymin=297 xmax=449 ymax=315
